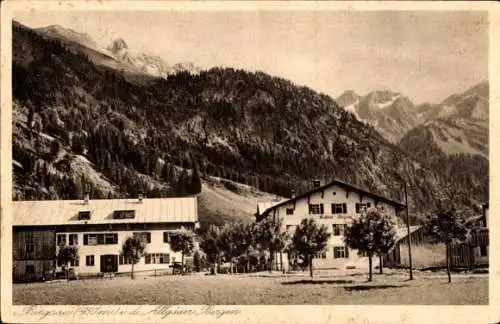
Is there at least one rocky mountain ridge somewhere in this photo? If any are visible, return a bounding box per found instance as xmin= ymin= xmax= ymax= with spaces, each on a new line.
xmin=336 ymin=81 xmax=489 ymax=153
xmin=107 ymin=38 xmax=201 ymax=78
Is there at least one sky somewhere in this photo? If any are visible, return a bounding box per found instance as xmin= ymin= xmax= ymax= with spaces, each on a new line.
xmin=14 ymin=10 xmax=488 ymax=104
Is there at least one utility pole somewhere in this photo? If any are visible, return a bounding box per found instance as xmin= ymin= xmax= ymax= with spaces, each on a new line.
xmin=404 ymin=181 xmax=414 ymax=280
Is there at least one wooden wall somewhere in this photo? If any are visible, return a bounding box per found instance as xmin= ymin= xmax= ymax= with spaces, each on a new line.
xmin=384 ymin=241 xmax=485 ymax=270
xmin=13 ymin=228 xmax=56 ymax=282
xmin=13 ymin=260 xmax=54 ymax=283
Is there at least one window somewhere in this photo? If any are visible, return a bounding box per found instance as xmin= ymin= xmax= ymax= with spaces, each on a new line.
xmin=334 ymin=246 xmax=349 ymax=259
xmin=86 ymin=255 xmax=95 ymax=266
xmin=113 ymin=210 xmax=135 ymax=219
xmin=25 ymin=265 xmax=35 ymax=274
xmin=309 ymin=204 xmax=324 ymax=215
xmin=69 ymin=234 xmax=78 ymax=246
xmin=134 ymin=232 xmax=151 ymax=244
xmin=78 ymin=211 xmax=91 ymax=220
xmin=70 ymin=257 xmax=79 ymax=267
xmin=163 ymin=232 xmax=171 ymax=243
xmin=83 ymin=233 xmax=118 ymax=245
xmin=331 ymin=203 xmax=347 ymax=214
xmin=333 ymin=224 xmax=347 ymax=236
xmin=86 ymin=234 xmax=97 ymax=245
xmin=286 ymin=208 xmax=294 ymax=215
xmin=57 ymin=234 xmax=67 ymax=246
xmin=480 ymin=245 xmax=487 ymax=257
xmin=355 ymin=203 xmax=371 ymax=213
xmin=119 ymin=255 xmax=134 ymax=265
xmin=104 ymin=233 xmax=117 ymax=244
xmin=314 ymin=251 xmax=327 ymax=259
xmin=145 ymin=253 xmax=170 ymax=264
xmin=25 ymin=242 xmax=35 ymax=254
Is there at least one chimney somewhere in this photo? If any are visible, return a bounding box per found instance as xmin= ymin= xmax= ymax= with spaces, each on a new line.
xmin=312 ymin=179 xmax=321 ymax=189
xmin=84 ymin=192 xmax=89 ymax=205
xmin=138 ymin=193 xmax=144 ymax=203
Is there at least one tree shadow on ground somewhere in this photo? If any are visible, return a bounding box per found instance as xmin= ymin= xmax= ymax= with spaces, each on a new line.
xmin=282 ymin=279 xmax=354 ymax=285
xmin=343 ymin=284 xmax=408 ymax=291
xmin=348 ymin=273 xmax=365 ymax=277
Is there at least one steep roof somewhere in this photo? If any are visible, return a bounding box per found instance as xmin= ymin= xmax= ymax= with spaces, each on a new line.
xmin=12 ymin=197 xmax=197 ymax=226
xmin=259 ymin=179 xmax=407 ymax=218
xmin=257 ymin=200 xmax=288 ymax=216
xmin=395 ymin=225 xmax=422 ymax=241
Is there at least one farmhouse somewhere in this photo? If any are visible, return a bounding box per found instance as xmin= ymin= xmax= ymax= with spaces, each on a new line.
xmin=257 ymin=180 xmax=407 ymax=271
xmin=13 ymin=195 xmax=198 ymax=282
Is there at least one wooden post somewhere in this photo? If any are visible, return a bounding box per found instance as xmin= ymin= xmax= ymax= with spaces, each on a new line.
xmin=404 ymin=182 xmax=414 ymax=280
xmin=368 ymin=255 xmax=373 ymax=282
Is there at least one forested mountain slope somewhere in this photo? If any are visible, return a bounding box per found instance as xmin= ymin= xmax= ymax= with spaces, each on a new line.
xmin=12 ymin=21 xmax=487 ymax=224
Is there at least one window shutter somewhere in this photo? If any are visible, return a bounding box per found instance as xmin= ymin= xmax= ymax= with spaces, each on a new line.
xmin=83 ymin=234 xmax=88 ymax=245
xmin=356 ymin=203 xmax=360 ymax=213
xmin=320 ymin=204 xmax=324 ymax=214
xmin=147 ymin=233 xmax=151 ymax=243
xmin=345 ymin=246 xmax=349 ymax=258
xmin=308 ymin=204 xmax=312 ymax=214
xmin=342 ymin=203 xmax=347 ymax=213
xmin=163 ymin=232 xmax=169 ymax=243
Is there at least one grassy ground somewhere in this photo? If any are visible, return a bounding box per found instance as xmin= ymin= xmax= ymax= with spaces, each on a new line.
xmin=13 ymin=272 xmax=488 ymax=305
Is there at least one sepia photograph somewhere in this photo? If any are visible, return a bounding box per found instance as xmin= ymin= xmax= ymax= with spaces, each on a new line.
xmin=1 ymin=1 xmax=498 ymax=323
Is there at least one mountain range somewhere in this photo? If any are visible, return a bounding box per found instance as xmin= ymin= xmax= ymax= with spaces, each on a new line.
xmin=34 ymin=24 xmax=201 ymax=82
xmin=11 ymin=21 xmax=488 ymax=227
xmin=335 ymin=81 xmax=489 ymax=151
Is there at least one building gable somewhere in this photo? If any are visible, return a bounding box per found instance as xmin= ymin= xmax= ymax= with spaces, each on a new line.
xmin=258 ymin=180 xmax=406 ymax=219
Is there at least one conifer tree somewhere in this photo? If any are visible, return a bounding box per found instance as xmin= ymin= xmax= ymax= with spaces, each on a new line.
xmin=190 ymin=165 xmax=202 ymax=194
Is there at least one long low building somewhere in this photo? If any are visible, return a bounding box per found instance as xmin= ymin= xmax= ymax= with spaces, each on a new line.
xmin=384 ymin=203 xmax=489 ymax=270
xmin=257 ymin=179 xmax=407 ymax=271
xmin=13 ymin=195 xmax=198 ymax=282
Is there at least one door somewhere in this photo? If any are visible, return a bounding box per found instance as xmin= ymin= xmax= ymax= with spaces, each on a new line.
xmin=100 ymin=254 xmax=118 ymax=273
xmin=25 ymin=264 xmax=35 ymax=282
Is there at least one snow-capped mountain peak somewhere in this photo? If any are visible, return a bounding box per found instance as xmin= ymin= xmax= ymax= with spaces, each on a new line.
xmin=106 ymin=38 xmax=201 ymax=78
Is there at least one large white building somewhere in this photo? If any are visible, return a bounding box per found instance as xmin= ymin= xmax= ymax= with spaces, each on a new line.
xmin=13 ymin=195 xmax=198 ymax=282
xmin=257 ymin=180 xmax=407 ymax=271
